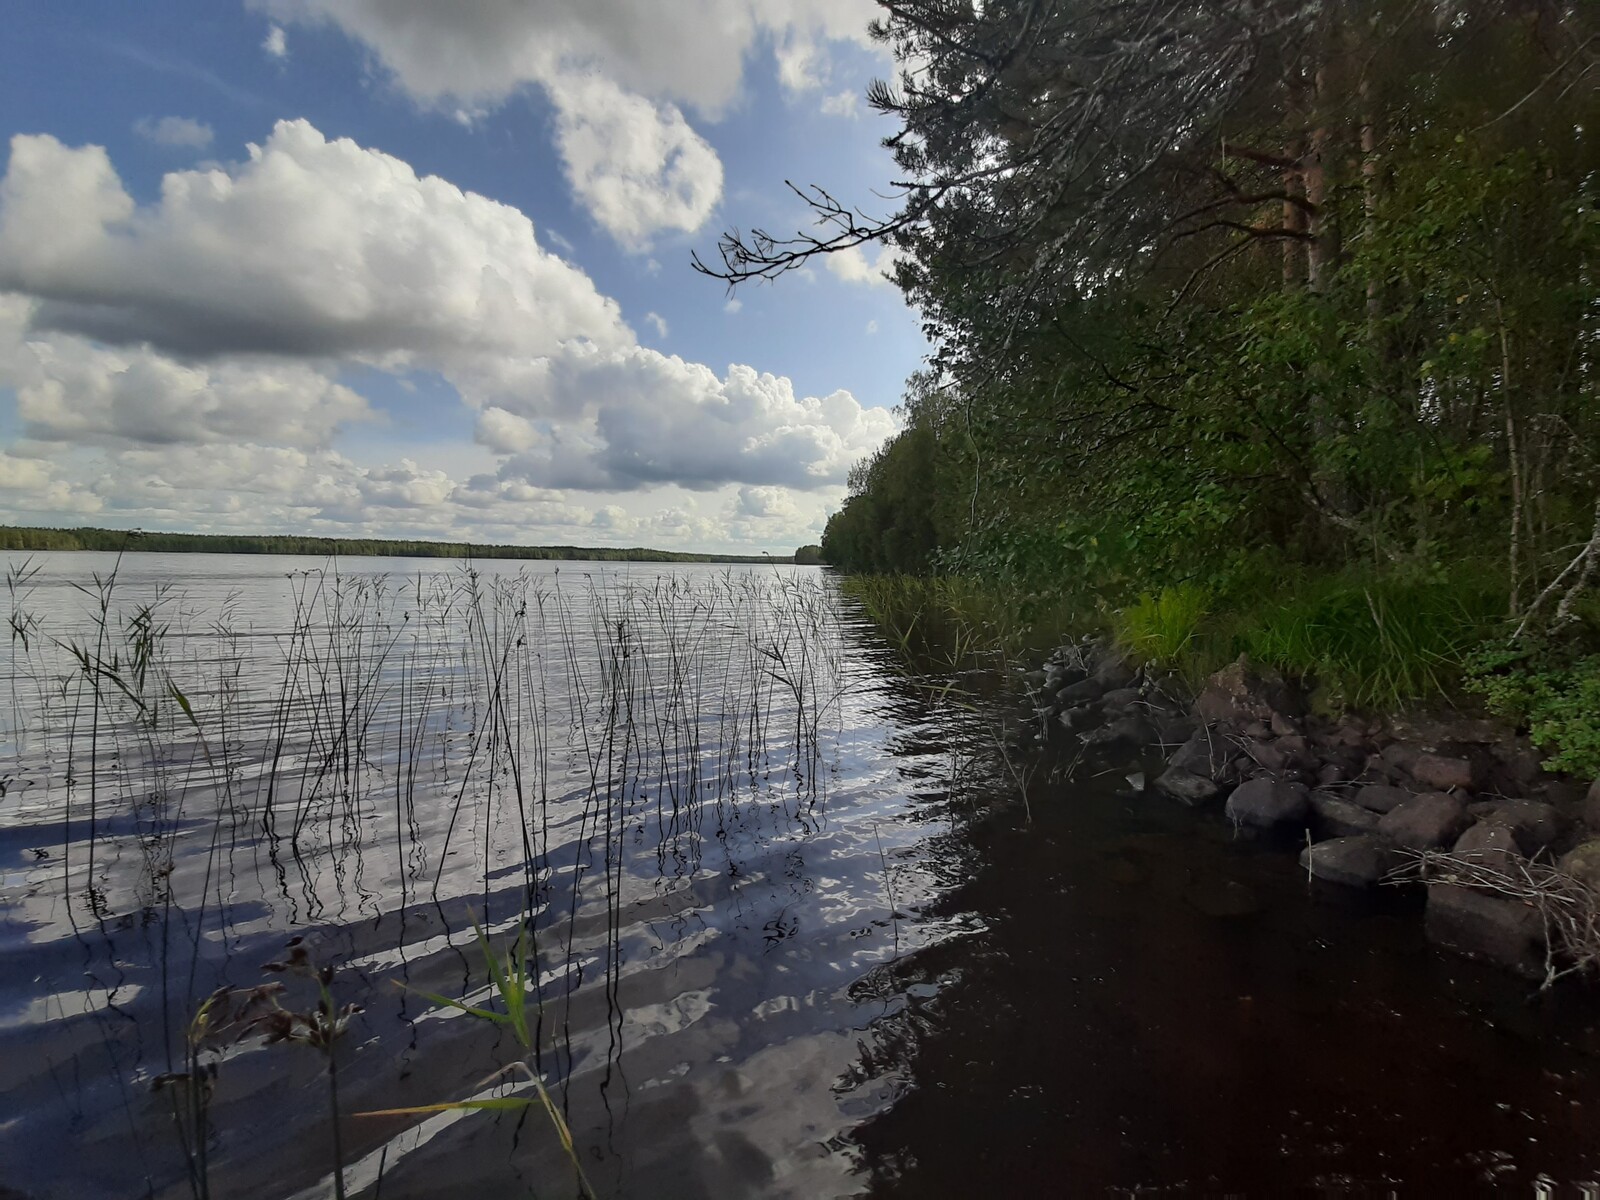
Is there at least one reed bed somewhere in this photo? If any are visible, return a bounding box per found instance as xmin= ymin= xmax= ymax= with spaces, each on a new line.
xmin=1 ymin=558 xmax=857 ymax=1197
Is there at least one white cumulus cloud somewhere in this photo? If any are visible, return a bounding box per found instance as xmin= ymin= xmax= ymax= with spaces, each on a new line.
xmin=0 ymin=122 xmax=631 ymax=361
xmin=546 ymin=73 xmax=723 ymax=250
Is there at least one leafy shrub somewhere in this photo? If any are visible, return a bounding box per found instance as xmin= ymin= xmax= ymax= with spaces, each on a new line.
xmin=1466 ymin=645 xmax=1600 ymax=779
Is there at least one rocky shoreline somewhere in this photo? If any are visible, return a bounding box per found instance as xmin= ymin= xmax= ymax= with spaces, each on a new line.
xmin=1023 ymin=639 xmax=1600 ymax=983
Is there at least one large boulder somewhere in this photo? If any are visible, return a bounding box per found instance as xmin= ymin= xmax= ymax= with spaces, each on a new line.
xmin=1299 ymin=835 xmax=1396 ymax=888
xmin=1472 ymin=800 xmax=1563 ymax=856
xmin=1154 ymin=768 xmax=1222 ymax=806
xmin=1424 ymin=885 xmax=1547 ymax=979
xmin=1311 ymin=793 xmax=1381 ymax=839
xmin=1451 ymin=822 xmax=1523 ymax=875
xmin=1193 ymin=656 xmax=1305 ymax=727
xmin=1226 ymin=779 xmax=1311 ymax=830
xmin=1377 ymin=792 xmax=1469 ymax=851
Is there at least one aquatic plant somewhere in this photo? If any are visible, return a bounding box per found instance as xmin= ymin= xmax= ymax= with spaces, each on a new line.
xmin=360 ymin=914 xmax=596 ymax=1198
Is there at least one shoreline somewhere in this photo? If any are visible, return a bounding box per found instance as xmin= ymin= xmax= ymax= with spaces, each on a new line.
xmin=1021 ymin=638 xmax=1600 ymax=984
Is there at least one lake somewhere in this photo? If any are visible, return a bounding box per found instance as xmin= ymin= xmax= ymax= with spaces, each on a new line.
xmin=3 ymin=552 xmax=1598 ymax=1198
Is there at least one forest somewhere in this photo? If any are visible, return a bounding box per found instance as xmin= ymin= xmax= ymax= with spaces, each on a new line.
xmin=705 ymin=0 xmax=1599 ymax=767
xmin=0 ymin=525 xmax=782 ymax=564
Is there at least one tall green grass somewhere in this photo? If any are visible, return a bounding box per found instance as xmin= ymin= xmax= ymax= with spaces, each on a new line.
xmin=1198 ymin=570 xmax=1507 ymax=710
xmin=1113 ymin=585 xmax=1209 ymax=667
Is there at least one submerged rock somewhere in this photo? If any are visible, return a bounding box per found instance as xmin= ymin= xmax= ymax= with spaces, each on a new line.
xmin=1168 ymin=724 xmax=1237 ymax=782
xmin=1424 ymin=884 xmax=1546 ymax=980
xmin=1154 ymin=767 xmax=1222 ymax=806
xmin=1300 ymin=835 xmax=1396 ymax=888
xmin=1225 ymin=779 xmax=1311 ymax=830
xmin=1377 ymin=792 xmax=1469 ymax=851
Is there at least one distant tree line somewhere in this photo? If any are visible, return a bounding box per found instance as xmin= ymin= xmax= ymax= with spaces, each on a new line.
xmin=0 ymin=525 xmax=788 ymax=564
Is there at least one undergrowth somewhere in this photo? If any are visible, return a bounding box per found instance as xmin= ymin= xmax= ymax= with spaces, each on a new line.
xmin=855 ymin=565 xmax=1512 ymax=716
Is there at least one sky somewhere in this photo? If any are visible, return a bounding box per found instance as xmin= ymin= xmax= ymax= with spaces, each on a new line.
xmin=0 ymin=1 xmax=923 ymax=554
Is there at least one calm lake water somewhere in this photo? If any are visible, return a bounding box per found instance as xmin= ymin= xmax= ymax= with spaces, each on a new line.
xmin=2 ymin=552 xmax=1599 ymax=1198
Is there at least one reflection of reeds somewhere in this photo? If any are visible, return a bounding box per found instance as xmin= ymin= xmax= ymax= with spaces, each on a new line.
xmin=3 ymin=559 xmax=852 ymax=1195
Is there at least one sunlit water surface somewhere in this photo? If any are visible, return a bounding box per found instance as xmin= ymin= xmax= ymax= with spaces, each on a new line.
xmin=3 ymin=552 xmax=1599 ymax=1199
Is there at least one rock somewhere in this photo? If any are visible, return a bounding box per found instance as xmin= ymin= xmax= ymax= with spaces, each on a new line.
xmin=1451 ymin=822 xmax=1523 ymax=874
xmin=1091 ymin=650 xmax=1137 ymax=690
xmin=1311 ymin=793 xmax=1381 ymax=839
xmin=1557 ymin=840 xmax=1600 ymax=892
xmin=1057 ymin=678 xmax=1104 ymax=706
xmin=1300 ymin=835 xmax=1396 ymax=887
xmin=1226 ymin=779 xmax=1312 ymax=830
xmin=1377 ymin=792 xmax=1469 ymax=851
xmin=1361 ymin=753 xmax=1397 ymax=783
xmin=1057 ymin=705 xmax=1097 ymax=731
xmin=1156 ymin=715 xmax=1198 ymax=745
xmin=1318 ymin=762 xmax=1350 ymax=786
xmin=1168 ymin=725 xmax=1237 ymax=781
xmin=1100 ymin=686 xmax=1143 ymax=711
xmin=1080 ymin=715 xmax=1155 ymax=749
xmin=1194 ymin=655 xmax=1305 ymax=727
xmin=1387 ymin=712 xmax=1511 ymax=749
xmin=1583 ymin=778 xmax=1600 ymax=832
xmin=1409 ymin=752 xmax=1477 ymax=792
xmin=1380 ymin=742 xmax=1421 ymax=772
xmin=1246 ymin=738 xmax=1289 ymax=772
xmin=1493 ymin=741 xmax=1545 ymax=788
xmin=1328 ymin=722 xmax=1372 ymax=749
xmin=1476 ymin=800 xmax=1563 ymax=856
xmin=1270 ymin=711 xmax=1303 ymax=737
xmin=1353 ymin=784 xmax=1413 ymax=815
xmin=1425 ymin=884 xmax=1547 ymax=979
xmin=1154 ymin=768 xmax=1222 ymax=806
xmin=1531 ymin=778 xmax=1583 ymax=808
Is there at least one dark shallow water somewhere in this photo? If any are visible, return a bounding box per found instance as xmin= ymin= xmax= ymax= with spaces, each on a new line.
xmin=2 ymin=552 xmax=1598 ymax=1198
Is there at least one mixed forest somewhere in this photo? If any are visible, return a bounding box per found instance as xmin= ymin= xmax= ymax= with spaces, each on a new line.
xmin=706 ymin=0 xmax=1600 ymax=770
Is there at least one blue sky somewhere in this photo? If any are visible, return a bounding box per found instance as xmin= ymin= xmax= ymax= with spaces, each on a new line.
xmin=0 ymin=1 xmax=922 ymax=552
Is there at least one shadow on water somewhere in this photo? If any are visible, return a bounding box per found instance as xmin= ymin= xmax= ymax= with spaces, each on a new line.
xmin=850 ymin=758 xmax=1600 ymax=1195
xmin=3 ymin=552 xmax=1600 ymax=1197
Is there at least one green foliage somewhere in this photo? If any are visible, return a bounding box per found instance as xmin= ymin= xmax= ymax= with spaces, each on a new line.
xmin=842 ymin=574 xmax=1085 ymax=672
xmin=793 ymin=544 xmax=823 ymax=565
xmin=369 ymin=914 xmax=596 ymax=1198
xmin=1218 ymin=571 xmax=1505 ymax=711
xmin=1466 ymin=646 xmax=1600 ymax=780
xmin=1114 ymin=586 xmax=1210 ymax=667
